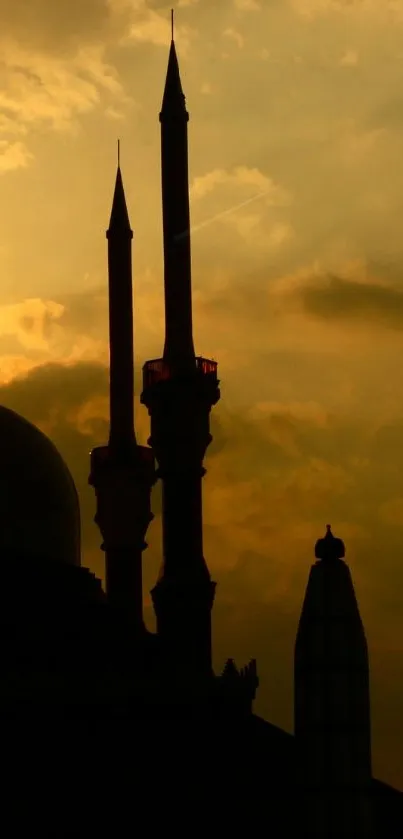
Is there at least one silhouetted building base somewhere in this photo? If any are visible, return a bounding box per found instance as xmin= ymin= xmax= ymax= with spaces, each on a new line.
xmin=0 ymin=556 xmax=401 ymax=836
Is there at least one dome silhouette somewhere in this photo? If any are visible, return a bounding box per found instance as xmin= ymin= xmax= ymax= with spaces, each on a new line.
xmin=0 ymin=406 xmax=80 ymax=566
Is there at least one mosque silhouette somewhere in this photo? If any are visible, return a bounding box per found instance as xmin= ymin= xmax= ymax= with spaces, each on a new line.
xmin=0 ymin=27 xmax=402 ymax=838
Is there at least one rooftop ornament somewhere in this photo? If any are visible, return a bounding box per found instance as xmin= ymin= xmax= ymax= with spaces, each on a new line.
xmin=314 ymin=524 xmax=345 ymax=562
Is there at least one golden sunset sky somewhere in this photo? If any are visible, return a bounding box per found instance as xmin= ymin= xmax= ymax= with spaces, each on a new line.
xmin=0 ymin=0 xmax=403 ymax=788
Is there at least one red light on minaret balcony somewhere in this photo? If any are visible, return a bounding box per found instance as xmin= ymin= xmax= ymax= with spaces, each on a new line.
xmin=142 ymin=356 xmax=218 ymax=391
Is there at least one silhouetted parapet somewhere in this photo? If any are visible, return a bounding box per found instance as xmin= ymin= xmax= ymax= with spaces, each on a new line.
xmin=294 ymin=525 xmax=373 ymax=837
xmin=217 ymin=658 xmax=259 ymax=716
xmin=222 ymin=658 xmax=239 ymax=679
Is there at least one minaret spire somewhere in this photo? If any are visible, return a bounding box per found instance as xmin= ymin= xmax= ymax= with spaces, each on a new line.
xmin=89 ymin=156 xmax=155 ymax=633
xmin=159 ymin=12 xmax=195 ymax=372
xmin=106 ymin=160 xmax=134 ymax=448
xmin=171 ymin=7 xmax=174 ymax=41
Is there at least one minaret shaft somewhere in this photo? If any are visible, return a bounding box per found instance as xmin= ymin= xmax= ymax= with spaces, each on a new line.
xmin=161 ymin=473 xmax=204 ymax=575
xmin=155 ymin=469 xmax=214 ymax=679
xmin=106 ymin=547 xmax=143 ymax=623
xmin=107 ymin=235 xmax=135 ymax=451
xmin=144 ymin=375 xmax=218 ymax=681
xmin=161 ymin=121 xmax=195 ymax=370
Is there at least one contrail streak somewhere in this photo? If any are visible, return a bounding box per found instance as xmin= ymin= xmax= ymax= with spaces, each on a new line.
xmin=174 ymin=189 xmax=271 ymax=242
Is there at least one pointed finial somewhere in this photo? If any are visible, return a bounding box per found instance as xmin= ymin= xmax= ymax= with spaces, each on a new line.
xmin=107 ymin=152 xmax=132 ymax=236
xmin=171 ymin=8 xmax=174 ymax=41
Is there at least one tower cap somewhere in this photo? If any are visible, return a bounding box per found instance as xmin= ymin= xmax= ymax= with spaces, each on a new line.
xmin=314 ymin=524 xmax=345 ymax=561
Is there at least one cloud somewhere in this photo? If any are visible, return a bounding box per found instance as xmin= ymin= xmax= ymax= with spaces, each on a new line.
xmin=200 ymin=81 xmax=213 ymax=94
xmin=187 ymin=166 xmax=292 ymax=249
xmin=0 ymin=141 xmax=33 ymax=173
xmin=191 ymin=165 xmax=290 ymax=203
xmin=0 ymin=0 xmax=112 ymax=50
xmin=0 ymin=291 xmax=111 ymax=383
xmin=234 ymin=0 xmax=261 ymax=9
xmin=294 ymin=273 xmax=403 ymax=330
xmin=223 ymin=28 xmax=244 ymax=49
xmin=0 ymin=298 xmax=64 ymax=354
xmin=0 ymin=3 xmax=130 ymax=166
xmin=378 ymin=497 xmax=403 ymax=526
xmin=124 ymin=1 xmax=194 ymax=51
xmin=340 ymin=48 xmax=359 ymax=66
xmin=290 ymin=0 xmax=403 ymax=20
xmin=0 ymin=40 xmax=125 ymax=137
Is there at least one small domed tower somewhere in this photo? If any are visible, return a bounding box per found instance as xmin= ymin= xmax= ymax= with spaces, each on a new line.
xmin=294 ymin=525 xmax=373 ymax=837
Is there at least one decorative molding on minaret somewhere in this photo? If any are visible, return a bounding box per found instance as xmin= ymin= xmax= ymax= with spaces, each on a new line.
xmin=141 ymin=27 xmax=220 ymax=683
xmin=89 ymin=160 xmax=156 ymax=632
xmin=294 ymin=525 xmax=373 ymax=837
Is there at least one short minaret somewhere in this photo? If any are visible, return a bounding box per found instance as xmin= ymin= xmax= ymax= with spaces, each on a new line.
xmin=141 ymin=24 xmax=219 ymax=685
xmin=294 ymin=525 xmax=373 ymax=837
xmin=89 ymin=153 xmax=155 ymax=631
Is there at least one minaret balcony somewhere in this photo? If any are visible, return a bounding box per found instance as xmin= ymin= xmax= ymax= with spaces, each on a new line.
xmin=89 ymin=441 xmax=155 ymax=477
xmin=142 ymin=356 xmax=218 ymax=390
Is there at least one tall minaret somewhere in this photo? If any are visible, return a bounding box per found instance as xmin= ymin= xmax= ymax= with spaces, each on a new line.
xmin=160 ymin=9 xmax=195 ymax=374
xmin=141 ymin=18 xmax=220 ymax=685
xmin=89 ymin=151 xmax=155 ymax=631
xmin=294 ymin=525 xmax=373 ymax=837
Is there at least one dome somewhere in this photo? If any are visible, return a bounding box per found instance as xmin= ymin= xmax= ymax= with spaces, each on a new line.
xmin=0 ymin=406 xmax=80 ymax=566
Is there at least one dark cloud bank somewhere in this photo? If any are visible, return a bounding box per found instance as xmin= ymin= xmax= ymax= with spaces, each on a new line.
xmin=298 ymin=273 xmax=403 ymax=330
